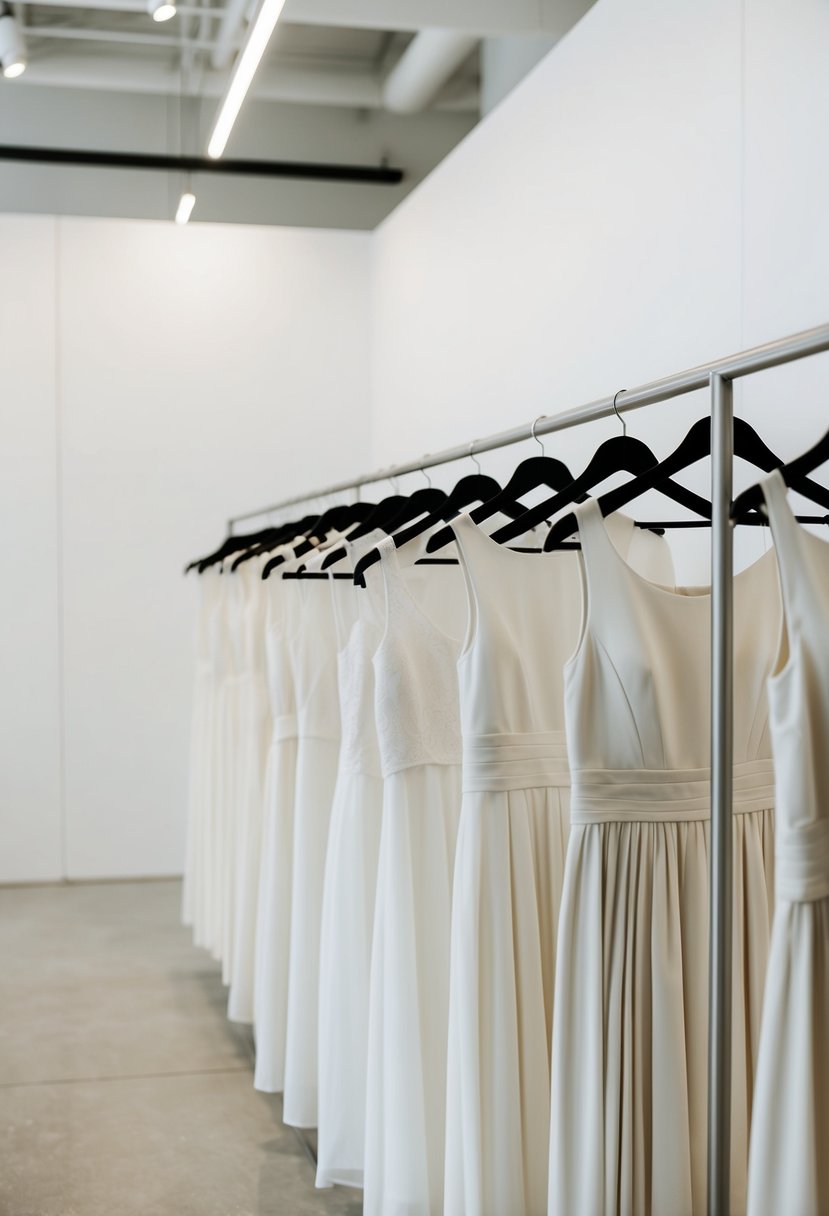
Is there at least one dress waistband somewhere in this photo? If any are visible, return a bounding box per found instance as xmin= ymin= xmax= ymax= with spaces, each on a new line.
xmin=463 ymin=730 xmax=570 ymax=793
xmin=776 ymin=818 xmax=829 ymax=902
xmin=570 ymin=759 xmax=775 ymax=823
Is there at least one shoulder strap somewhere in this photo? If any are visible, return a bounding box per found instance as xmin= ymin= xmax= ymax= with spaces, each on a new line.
xmin=761 ymin=469 xmax=805 ymax=632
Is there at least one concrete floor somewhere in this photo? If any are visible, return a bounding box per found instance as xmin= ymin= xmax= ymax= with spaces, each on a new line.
xmin=0 ymin=879 xmax=361 ymax=1216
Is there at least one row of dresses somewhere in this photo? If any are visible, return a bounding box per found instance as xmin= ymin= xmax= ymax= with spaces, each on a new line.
xmin=183 ymin=470 xmax=829 ymax=1216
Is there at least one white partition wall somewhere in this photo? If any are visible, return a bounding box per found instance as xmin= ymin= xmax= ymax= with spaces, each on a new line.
xmin=1 ymin=217 xmax=370 ymax=882
xmin=0 ymin=218 xmax=62 ymax=884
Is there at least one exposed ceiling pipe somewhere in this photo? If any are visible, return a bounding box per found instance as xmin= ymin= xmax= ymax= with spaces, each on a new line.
xmin=210 ymin=0 xmax=253 ymax=69
xmin=13 ymin=54 xmax=480 ymax=109
xmin=382 ymin=28 xmax=478 ymax=113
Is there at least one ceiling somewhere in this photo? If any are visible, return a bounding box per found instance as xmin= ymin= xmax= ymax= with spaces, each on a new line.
xmin=0 ymin=0 xmax=596 ymax=227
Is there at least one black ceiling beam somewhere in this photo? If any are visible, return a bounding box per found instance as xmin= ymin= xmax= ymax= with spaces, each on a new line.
xmin=0 ymin=144 xmax=404 ymax=184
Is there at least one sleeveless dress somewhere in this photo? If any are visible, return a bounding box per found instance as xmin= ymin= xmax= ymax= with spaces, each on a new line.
xmin=550 ymin=498 xmax=779 ymax=1216
xmin=282 ymin=546 xmax=343 ymax=1128
xmin=747 ymin=472 xmax=829 ymax=1216
xmin=184 ymin=566 xmax=221 ymax=949
xmin=444 ymin=513 xmax=673 ymax=1216
xmin=363 ymin=537 xmax=467 ymax=1216
xmin=253 ymin=545 xmax=301 ymax=1093
xmin=228 ymin=557 xmax=272 ymax=1023
xmin=316 ymin=531 xmax=386 ymax=1190
xmin=219 ymin=564 xmax=246 ymax=985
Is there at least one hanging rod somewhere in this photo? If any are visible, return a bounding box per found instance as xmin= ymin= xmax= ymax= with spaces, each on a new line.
xmin=228 ymin=320 xmax=829 ymax=529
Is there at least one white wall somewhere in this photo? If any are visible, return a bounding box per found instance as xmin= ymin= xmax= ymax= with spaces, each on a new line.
xmin=2 ymin=216 xmax=370 ymax=882
xmin=370 ymin=0 xmax=829 ymax=583
xmin=0 ymin=217 xmax=62 ymax=883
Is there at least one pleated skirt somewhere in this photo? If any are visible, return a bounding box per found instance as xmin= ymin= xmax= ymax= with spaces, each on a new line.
xmin=363 ymin=763 xmax=462 ymax=1216
xmin=253 ymin=732 xmax=297 ymax=1093
xmin=747 ymin=895 xmax=829 ymax=1216
xmin=550 ymin=807 xmax=774 ymax=1216
xmin=444 ymin=784 xmax=569 ymax=1216
xmin=282 ymin=734 xmax=340 ymax=1128
xmin=316 ymin=768 xmax=384 ymax=1189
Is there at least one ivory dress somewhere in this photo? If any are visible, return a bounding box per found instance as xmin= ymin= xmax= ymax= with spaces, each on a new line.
xmin=316 ymin=532 xmax=385 ymax=1189
xmin=363 ymin=537 xmax=467 ymax=1216
xmin=550 ymin=498 xmax=779 ymax=1216
xmin=747 ymin=472 xmax=829 ymax=1216
xmin=218 ymin=564 xmax=246 ymax=983
xmin=183 ymin=565 xmax=221 ymax=949
xmin=253 ymin=545 xmax=301 ymax=1092
xmin=282 ymin=551 xmax=343 ymax=1128
xmin=228 ymin=557 xmax=272 ymax=1023
xmin=444 ymin=513 xmax=672 ymax=1216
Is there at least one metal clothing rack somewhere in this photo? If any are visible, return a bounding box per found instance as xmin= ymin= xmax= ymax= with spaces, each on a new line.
xmin=230 ymin=321 xmax=829 ymax=1216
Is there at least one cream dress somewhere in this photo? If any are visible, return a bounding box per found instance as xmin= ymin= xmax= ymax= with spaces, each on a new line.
xmin=363 ymin=537 xmax=468 ymax=1216
xmin=444 ymin=513 xmax=672 ymax=1216
xmin=747 ymin=472 xmax=829 ymax=1216
xmin=183 ymin=565 xmax=221 ymax=950
xmin=253 ymin=544 xmax=303 ymax=1092
xmin=550 ymin=498 xmax=779 ymax=1216
xmin=228 ymin=557 xmax=272 ymax=1023
xmin=316 ymin=531 xmax=385 ymax=1189
xmin=282 ymin=544 xmax=344 ymax=1128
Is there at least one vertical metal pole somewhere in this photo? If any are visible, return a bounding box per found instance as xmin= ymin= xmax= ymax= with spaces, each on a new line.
xmin=707 ymin=372 xmax=734 ymax=1216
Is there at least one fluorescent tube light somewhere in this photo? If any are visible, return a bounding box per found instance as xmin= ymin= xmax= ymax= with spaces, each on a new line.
xmin=175 ymin=191 xmax=196 ymax=225
xmin=207 ymin=0 xmax=286 ymax=159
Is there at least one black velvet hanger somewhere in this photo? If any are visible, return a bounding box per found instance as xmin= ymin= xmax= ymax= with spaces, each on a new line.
xmin=319 ymin=486 xmax=449 ymax=571
xmin=543 ymin=417 xmax=829 ymax=550
xmin=731 ymin=424 xmax=829 ymax=519
xmin=229 ymin=511 xmax=331 ymax=572
xmin=425 ymin=453 xmax=574 ymax=554
xmin=189 ymin=525 xmax=283 ymax=575
xmin=488 ymin=434 xmax=712 ymax=546
xmin=351 ymin=470 xmax=519 ymax=586
xmin=260 ymin=503 xmax=365 ymax=579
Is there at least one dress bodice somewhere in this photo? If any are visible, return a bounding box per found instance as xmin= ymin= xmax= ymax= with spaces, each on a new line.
xmin=451 ymin=511 xmax=674 ymax=793
xmin=372 ymin=537 xmax=466 ymax=778
xmin=565 ymin=498 xmax=781 ymax=822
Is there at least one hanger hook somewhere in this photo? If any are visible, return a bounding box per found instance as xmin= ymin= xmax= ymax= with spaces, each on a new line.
xmin=420 ymin=457 xmax=432 ymax=489
xmin=468 ymin=441 xmax=482 ymax=475
xmin=612 ymin=389 xmax=627 ymax=437
xmin=531 ymin=416 xmax=546 ymax=455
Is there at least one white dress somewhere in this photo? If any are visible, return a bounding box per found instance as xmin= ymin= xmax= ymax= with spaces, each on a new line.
xmin=183 ymin=566 xmax=221 ymax=949
xmin=228 ymin=557 xmax=272 ymax=1024
xmin=550 ymin=498 xmax=779 ymax=1216
xmin=253 ymin=545 xmax=301 ymax=1093
xmin=218 ymin=564 xmax=246 ymax=984
xmin=316 ymin=532 xmax=385 ymax=1189
xmin=444 ymin=513 xmax=673 ymax=1216
xmin=282 ymin=551 xmax=343 ymax=1128
xmin=363 ymin=537 xmax=468 ymax=1216
xmin=747 ymin=472 xmax=829 ymax=1216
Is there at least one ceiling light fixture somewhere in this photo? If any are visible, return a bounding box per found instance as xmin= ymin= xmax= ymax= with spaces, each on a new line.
xmin=207 ymin=0 xmax=286 ymax=159
xmin=148 ymin=0 xmax=176 ymax=22
xmin=0 ymin=7 xmax=27 ymax=78
xmin=175 ymin=190 xmax=196 ymax=225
